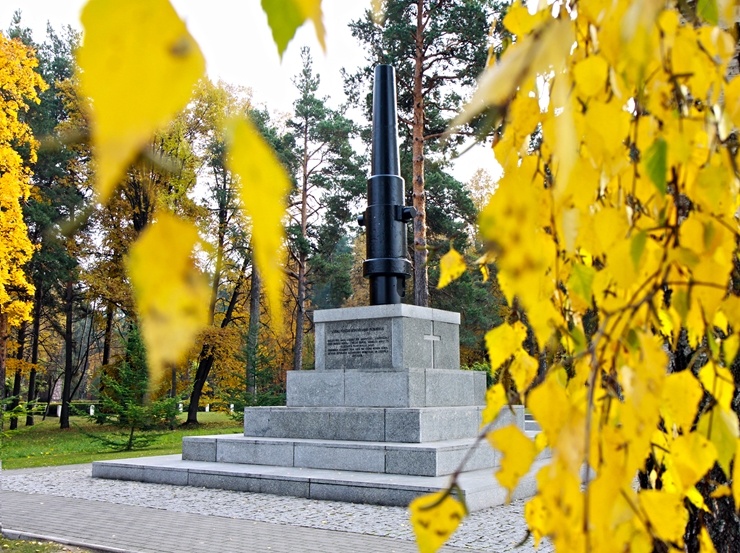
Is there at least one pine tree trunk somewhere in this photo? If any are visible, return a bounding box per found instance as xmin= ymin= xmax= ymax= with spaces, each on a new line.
xmin=246 ymin=266 xmax=261 ymax=397
xmin=26 ymin=285 xmax=41 ymax=426
xmin=412 ymin=0 xmax=429 ymax=307
xmin=293 ymin=254 xmax=306 ymax=372
xmin=60 ymin=279 xmax=74 ymax=429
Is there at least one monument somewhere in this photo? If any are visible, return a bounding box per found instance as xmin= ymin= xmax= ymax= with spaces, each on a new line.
xmin=92 ymin=66 xmax=543 ymax=511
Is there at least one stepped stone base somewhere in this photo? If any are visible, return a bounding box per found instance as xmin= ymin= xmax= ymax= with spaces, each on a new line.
xmin=92 ymin=453 xmax=549 ymax=512
xmin=92 ymin=306 xmax=545 ymax=511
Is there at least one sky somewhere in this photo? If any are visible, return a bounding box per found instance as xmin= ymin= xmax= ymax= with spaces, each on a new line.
xmin=0 ymin=0 xmax=496 ymax=183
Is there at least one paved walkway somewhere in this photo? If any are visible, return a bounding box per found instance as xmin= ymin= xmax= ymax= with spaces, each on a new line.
xmin=1 ymin=490 xmax=479 ymax=553
xmin=0 ymin=464 xmax=551 ymax=553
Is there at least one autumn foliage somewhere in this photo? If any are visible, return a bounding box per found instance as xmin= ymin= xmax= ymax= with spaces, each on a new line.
xmin=9 ymin=0 xmax=740 ymax=551
xmin=431 ymin=0 xmax=740 ymax=551
xmin=0 ymin=33 xmax=45 ymax=407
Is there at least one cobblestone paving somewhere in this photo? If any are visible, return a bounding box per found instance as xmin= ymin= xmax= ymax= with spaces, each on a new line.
xmin=1 ymin=465 xmax=554 ymax=552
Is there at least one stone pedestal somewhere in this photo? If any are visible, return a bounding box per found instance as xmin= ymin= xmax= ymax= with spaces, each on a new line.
xmin=92 ymin=305 xmax=545 ymax=511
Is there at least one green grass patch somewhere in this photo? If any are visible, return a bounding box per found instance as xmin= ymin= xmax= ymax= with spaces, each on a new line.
xmin=0 ymin=412 xmax=241 ymax=470
xmin=0 ymin=536 xmax=93 ymax=552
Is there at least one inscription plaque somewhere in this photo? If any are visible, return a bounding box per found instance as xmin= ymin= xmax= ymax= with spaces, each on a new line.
xmin=327 ymin=326 xmax=390 ymax=358
xmin=322 ymin=320 xmax=393 ymax=370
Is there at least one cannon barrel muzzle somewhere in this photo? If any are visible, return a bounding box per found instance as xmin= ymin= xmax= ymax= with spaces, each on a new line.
xmin=357 ymin=65 xmax=414 ymax=305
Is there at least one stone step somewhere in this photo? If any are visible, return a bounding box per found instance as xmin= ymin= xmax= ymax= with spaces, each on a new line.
xmin=524 ymin=413 xmax=542 ymax=433
xmin=92 ymin=454 xmax=550 ymax=512
xmin=182 ymin=435 xmax=499 ymax=477
xmin=243 ymin=405 xmax=502 ymax=443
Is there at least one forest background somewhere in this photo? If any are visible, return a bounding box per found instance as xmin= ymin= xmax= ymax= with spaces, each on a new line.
xmin=0 ymin=0 xmax=504 ymax=430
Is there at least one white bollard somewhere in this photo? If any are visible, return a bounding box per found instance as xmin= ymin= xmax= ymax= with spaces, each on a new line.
xmin=178 ymin=403 xmax=183 ymax=412
xmin=230 ymin=404 xmax=234 ymax=414
xmin=89 ymin=404 xmax=95 ymax=416
xmin=56 ymin=404 xmax=61 ymax=417
xmin=205 ymin=404 xmax=210 ymax=412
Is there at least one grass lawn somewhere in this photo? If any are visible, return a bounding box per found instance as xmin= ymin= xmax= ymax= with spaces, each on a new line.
xmin=0 ymin=412 xmax=242 ymax=470
xmin=0 ymin=537 xmax=94 ymax=552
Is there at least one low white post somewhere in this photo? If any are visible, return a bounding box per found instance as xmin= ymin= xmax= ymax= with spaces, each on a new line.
xmin=178 ymin=403 xmax=183 ymax=412
xmin=205 ymin=404 xmax=210 ymax=412
xmin=89 ymin=404 xmax=95 ymax=416
xmin=230 ymin=404 xmax=234 ymax=414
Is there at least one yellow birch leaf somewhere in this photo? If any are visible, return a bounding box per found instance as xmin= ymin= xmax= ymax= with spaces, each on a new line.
xmin=700 ymin=526 xmax=717 ymax=552
xmin=509 ymin=350 xmax=538 ymax=393
xmin=78 ymin=0 xmax=205 ymax=203
xmin=573 ymin=55 xmax=609 ymax=98
xmin=687 ymin=486 xmax=710 ymax=512
xmin=698 ymin=405 xmax=740 ymax=475
xmin=639 ymin=490 xmax=687 ymax=546
xmin=438 ymin=247 xmax=466 ymax=289
xmin=227 ymin=117 xmax=290 ymax=330
xmin=661 ymin=370 xmax=703 ymax=431
xmin=669 ymin=433 xmax=717 ymax=493
xmin=503 ymin=4 xmax=539 ymax=36
xmin=488 ymin=424 xmax=537 ymax=502
xmin=371 ymin=0 xmax=385 ymax=24
xmin=481 ymin=383 xmax=507 ymax=425
xmin=260 ymin=0 xmax=326 ymax=58
xmin=126 ymin=213 xmax=210 ymax=387
xmin=485 ymin=321 xmax=527 ymax=371
xmin=733 ymin=439 xmax=740 ymax=511
xmin=699 ymin=363 xmax=735 ymax=411
xmin=480 ymin=264 xmax=490 ymax=282
xmin=710 ymin=484 xmax=731 ymax=498
xmin=409 ymin=491 xmax=466 ymax=553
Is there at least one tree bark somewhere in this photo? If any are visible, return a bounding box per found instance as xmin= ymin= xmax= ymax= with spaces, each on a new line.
xmin=0 ymin=313 xmax=7 ymax=432
xmin=60 ymin=279 xmax=74 ymax=429
xmin=293 ymin=254 xmax=306 ymax=372
xmin=9 ymin=321 xmax=26 ymax=430
xmin=246 ymin=266 xmax=261 ymax=397
xmin=293 ymin=119 xmax=311 ymax=371
xmin=26 ymin=284 xmax=42 ymax=426
xmin=412 ymin=0 xmax=429 ymax=307
xmin=186 ymin=348 xmax=214 ymax=424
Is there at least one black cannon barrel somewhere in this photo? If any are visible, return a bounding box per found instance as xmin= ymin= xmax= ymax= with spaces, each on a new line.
xmin=357 ymin=65 xmax=415 ymax=305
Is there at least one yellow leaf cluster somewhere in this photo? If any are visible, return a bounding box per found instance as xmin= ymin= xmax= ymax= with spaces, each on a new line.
xmin=455 ymin=0 xmax=740 ymax=550
xmin=0 ymin=33 xmax=45 ymax=325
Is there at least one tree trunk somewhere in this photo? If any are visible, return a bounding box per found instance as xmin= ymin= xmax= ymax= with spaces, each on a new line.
xmin=102 ymin=301 xmax=114 ymax=366
xmin=293 ymin=121 xmax=310 ymax=371
xmin=412 ymin=0 xmax=429 ymax=307
xmin=186 ymin=348 xmax=214 ymax=424
xmin=9 ymin=321 xmax=25 ymax=430
xmin=293 ymin=254 xmax=306 ymax=372
xmin=26 ymin=285 xmax=42 ymax=426
xmin=170 ymin=367 xmax=177 ymax=398
xmin=0 ymin=313 xmax=7 ymax=432
xmin=60 ymin=279 xmax=74 ymax=429
xmin=186 ymin=256 xmax=248 ymax=423
xmin=246 ymin=266 xmax=262 ymax=397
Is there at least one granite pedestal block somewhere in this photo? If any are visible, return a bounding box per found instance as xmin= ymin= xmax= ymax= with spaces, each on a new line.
xmin=314 ymin=305 xmax=460 ymax=371
xmin=287 ymin=369 xmax=486 ymax=408
xmin=93 ymin=306 xmax=544 ymax=511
